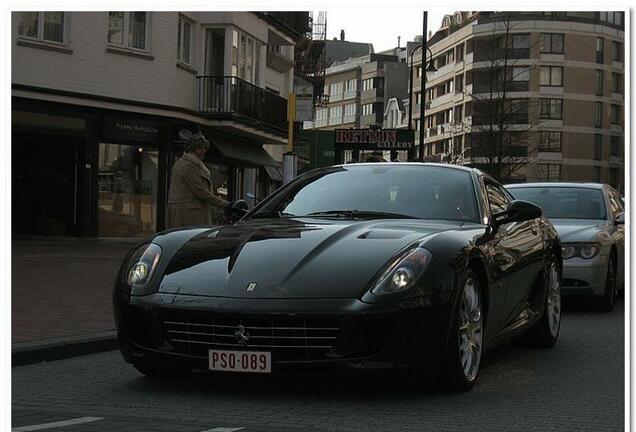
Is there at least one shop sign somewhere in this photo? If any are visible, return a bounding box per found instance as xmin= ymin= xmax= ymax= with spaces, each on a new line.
xmin=103 ymin=118 xmax=159 ymax=143
xmin=335 ymin=129 xmax=414 ymax=150
xmin=294 ymin=84 xmax=314 ymax=122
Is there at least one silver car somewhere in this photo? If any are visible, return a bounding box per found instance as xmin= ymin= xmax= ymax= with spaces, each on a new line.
xmin=506 ymin=183 xmax=625 ymax=311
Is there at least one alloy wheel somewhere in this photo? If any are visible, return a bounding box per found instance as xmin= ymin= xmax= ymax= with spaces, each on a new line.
xmin=458 ymin=277 xmax=482 ymax=382
xmin=546 ymin=262 xmax=561 ymax=337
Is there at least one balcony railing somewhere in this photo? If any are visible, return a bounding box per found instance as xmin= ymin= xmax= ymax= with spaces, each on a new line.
xmin=198 ymin=76 xmax=287 ymax=133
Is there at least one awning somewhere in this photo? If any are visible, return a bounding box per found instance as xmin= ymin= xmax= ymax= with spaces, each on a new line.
xmin=264 ymin=165 xmax=283 ymax=182
xmin=210 ymin=139 xmax=281 ymax=168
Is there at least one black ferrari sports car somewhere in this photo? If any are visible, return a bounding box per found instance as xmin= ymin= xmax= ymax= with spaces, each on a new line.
xmin=114 ymin=163 xmax=562 ymax=391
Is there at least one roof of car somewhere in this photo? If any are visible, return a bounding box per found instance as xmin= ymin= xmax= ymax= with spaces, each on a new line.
xmin=505 ymin=182 xmax=606 ymax=190
xmin=333 ymin=162 xmax=480 ymax=174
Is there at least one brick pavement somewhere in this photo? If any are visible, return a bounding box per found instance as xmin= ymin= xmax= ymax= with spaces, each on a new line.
xmin=12 ymin=239 xmax=137 ymax=343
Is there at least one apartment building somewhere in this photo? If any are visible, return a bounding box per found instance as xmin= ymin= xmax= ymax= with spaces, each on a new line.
xmin=411 ymin=11 xmax=625 ymax=190
xmin=12 ymin=11 xmax=309 ymax=238
xmin=305 ymin=52 xmax=409 ymax=161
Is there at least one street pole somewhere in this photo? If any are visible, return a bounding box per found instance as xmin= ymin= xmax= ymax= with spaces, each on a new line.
xmin=419 ymin=11 xmax=428 ymax=162
xmin=283 ymin=93 xmax=297 ymax=184
xmin=407 ymin=48 xmax=415 ymax=161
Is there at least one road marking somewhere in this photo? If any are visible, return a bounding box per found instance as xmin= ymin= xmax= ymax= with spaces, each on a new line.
xmin=12 ymin=417 xmax=104 ymax=431
xmin=199 ymin=428 xmax=245 ymax=432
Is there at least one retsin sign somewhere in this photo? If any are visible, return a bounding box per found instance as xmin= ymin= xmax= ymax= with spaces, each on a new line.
xmin=335 ymin=129 xmax=414 ymax=150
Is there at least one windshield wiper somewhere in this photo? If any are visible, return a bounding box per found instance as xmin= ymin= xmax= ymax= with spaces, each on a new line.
xmin=251 ymin=211 xmax=296 ymax=218
xmin=305 ymin=210 xmax=413 ymax=219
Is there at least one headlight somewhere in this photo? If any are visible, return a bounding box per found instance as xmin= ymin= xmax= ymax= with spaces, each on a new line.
xmin=579 ymin=243 xmax=599 ymax=259
xmin=561 ymin=242 xmax=599 ymax=260
xmin=125 ymin=243 xmax=162 ymax=291
xmin=562 ymin=245 xmax=575 ymax=260
xmin=371 ymin=247 xmax=432 ymax=295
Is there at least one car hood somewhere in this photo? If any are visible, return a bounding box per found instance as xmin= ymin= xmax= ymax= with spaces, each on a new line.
xmin=158 ymin=218 xmax=467 ymax=299
xmin=551 ymin=219 xmax=608 ymax=242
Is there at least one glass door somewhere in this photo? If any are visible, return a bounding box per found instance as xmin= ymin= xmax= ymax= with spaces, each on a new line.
xmin=97 ymin=143 xmax=158 ymax=237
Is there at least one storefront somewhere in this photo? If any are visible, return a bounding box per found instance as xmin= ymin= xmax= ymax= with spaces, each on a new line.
xmin=12 ymin=98 xmax=283 ymax=239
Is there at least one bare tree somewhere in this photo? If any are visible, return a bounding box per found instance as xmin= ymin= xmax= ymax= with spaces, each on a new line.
xmin=461 ymin=13 xmax=540 ymax=183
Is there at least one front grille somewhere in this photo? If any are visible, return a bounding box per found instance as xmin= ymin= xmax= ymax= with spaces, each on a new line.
xmin=161 ymin=311 xmax=341 ymax=361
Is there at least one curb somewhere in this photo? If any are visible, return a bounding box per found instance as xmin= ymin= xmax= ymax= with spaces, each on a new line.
xmin=12 ymin=331 xmax=119 ymax=366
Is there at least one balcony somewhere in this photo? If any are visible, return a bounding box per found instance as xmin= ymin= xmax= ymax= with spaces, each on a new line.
xmin=266 ymin=46 xmax=294 ymax=72
xmin=198 ymin=76 xmax=287 ymax=134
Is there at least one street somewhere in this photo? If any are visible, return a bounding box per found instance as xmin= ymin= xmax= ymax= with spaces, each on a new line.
xmin=13 ymin=299 xmax=624 ymax=432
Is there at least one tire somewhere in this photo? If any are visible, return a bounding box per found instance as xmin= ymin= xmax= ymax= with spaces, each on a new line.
xmin=599 ymin=256 xmax=617 ymax=312
xmin=515 ymin=256 xmax=561 ymax=348
xmin=133 ymin=363 xmax=190 ymax=379
xmin=440 ymin=269 xmax=483 ymax=392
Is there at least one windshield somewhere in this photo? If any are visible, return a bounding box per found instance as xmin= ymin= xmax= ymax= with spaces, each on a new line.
xmin=508 ymin=187 xmax=607 ymax=220
xmin=250 ymin=165 xmax=480 ymax=222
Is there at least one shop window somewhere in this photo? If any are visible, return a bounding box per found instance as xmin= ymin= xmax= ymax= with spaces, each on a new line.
xmin=18 ymin=12 xmax=65 ymax=44
xmin=98 ymin=143 xmax=158 ymax=237
xmin=108 ymin=12 xmax=149 ymax=51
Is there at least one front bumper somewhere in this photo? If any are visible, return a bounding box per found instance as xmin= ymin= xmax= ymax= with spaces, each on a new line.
xmin=113 ymin=291 xmax=456 ymax=375
xmin=561 ymin=256 xmax=608 ymax=296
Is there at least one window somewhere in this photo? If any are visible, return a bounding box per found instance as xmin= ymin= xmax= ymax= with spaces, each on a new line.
xmin=540 ymin=99 xmax=563 ymax=120
xmin=344 ymin=79 xmax=357 ymax=99
xmin=540 ymin=66 xmax=563 ymax=86
xmin=416 ymin=66 xmax=422 ymax=78
xmin=177 ymin=16 xmax=192 ymax=65
xmin=362 ymin=104 xmax=373 ymax=116
xmin=537 ymin=164 xmax=561 ymax=181
xmin=454 ymin=105 xmax=463 ymax=123
xmin=595 ymin=70 xmax=603 ymax=96
xmin=456 ymin=44 xmax=464 ymax=62
xmin=594 ymin=134 xmax=602 ymax=160
xmin=416 ymin=92 xmax=422 ymax=104
xmin=511 ymin=34 xmax=530 ymax=49
xmin=596 ymin=37 xmax=604 ymax=63
xmin=108 ymin=12 xmax=148 ymax=51
xmin=594 ymin=102 xmax=603 ymax=128
xmin=612 ymin=41 xmax=621 ymax=62
xmin=512 ymin=66 xmax=530 ymax=81
xmin=18 ymin=12 xmax=65 ymax=44
xmin=426 ymin=115 xmax=433 ymax=128
xmin=328 ymin=106 xmax=342 ymax=125
xmin=611 ymin=73 xmax=621 ymax=93
xmin=343 ymin=103 xmax=356 ymax=123
xmin=611 ymin=105 xmax=620 ymax=124
xmin=540 ymin=33 xmax=564 ymax=54
xmin=329 ymin=82 xmax=343 ymax=101
xmin=362 ymin=79 xmax=373 ymax=91
xmin=415 ymin=119 xmax=421 ymax=131
xmin=315 ymin=108 xmax=328 ymax=127
xmin=446 ymin=49 xmax=454 ymax=63
xmin=455 ymin=75 xmax=464 ymax=93
xmin=538 ymin=131 xmax=562 ymax=152
xmin=610 ymin=136 xmax=620 ymax=157
xmin=609 ymin=168 xmax=619 ymax=190
xmin=593 ymin=167 xmax=601 ymax=183
xmin=232 ymin=31 xmax=261 ymax=84
xmin=486 ymin=184 xmax=511 ymax=215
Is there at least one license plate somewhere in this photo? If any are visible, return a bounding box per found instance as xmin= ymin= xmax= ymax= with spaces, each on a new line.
xmin=208 ymin=350 xmax=271 ymax=373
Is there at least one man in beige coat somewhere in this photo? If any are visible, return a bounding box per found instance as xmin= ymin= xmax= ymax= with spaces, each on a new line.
xmin=166 ymin=133 xmax=229 ymax=228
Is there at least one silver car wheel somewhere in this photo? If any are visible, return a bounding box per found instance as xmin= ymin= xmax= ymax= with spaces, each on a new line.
xmin=546 ymin=262 xmax=561 ymax=337
xmin=458 ymin=277 xmax=482 ymax=382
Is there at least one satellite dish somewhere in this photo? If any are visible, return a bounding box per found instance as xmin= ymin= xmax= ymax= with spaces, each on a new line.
xmin=178 ymin=129 xmax=193 ymax=141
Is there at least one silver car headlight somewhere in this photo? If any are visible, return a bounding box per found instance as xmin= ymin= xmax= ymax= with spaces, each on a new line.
xmin=371 ymin=247 xmax=432 ymax=295
xmin=562 ymin=242 xmax=599 ymax=260
xmin=126 ymin=243 xmax=162 ymax=289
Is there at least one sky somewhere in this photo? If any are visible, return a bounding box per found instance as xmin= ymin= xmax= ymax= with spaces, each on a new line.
xmin=318 ymin=8 xmax=451 ymax=52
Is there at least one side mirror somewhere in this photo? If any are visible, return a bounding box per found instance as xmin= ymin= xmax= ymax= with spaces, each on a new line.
xmin=492 ymin=200 xmax=542 ymax=227
xmin=615 ymin=213 xmax=625 ymax=225
xmin=225 ymin=199 xmax=249 ymax=223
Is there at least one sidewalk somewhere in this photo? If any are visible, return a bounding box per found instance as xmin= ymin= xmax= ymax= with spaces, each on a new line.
xmin=12 ymin=239 xmax=135 ymax=346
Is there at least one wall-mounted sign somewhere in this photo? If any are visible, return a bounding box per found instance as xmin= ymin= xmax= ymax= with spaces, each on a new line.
xmin=103 ymin=117 xmax=159 ymax=143
xmin=335 ymin=129 xmax=414 ymax=150
xmin=294 ymin=84 xmax=314 ymax=122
